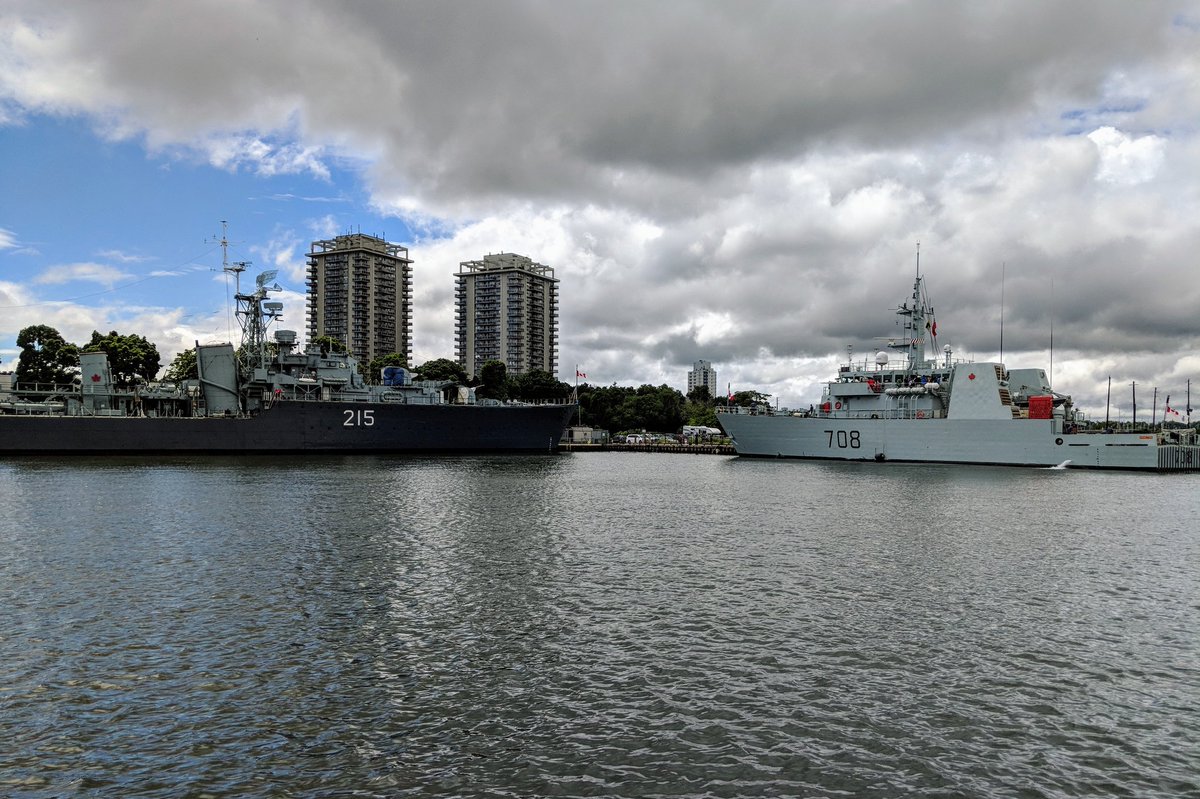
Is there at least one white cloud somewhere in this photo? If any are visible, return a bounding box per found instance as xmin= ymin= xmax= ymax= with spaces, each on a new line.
xmin=1088 ymin=126 xmax=1166 ymax=184
xmin=95 ymin=248 xmax=151 ymax=263
xmin=33 ymin=262 xmax=132 ymax=287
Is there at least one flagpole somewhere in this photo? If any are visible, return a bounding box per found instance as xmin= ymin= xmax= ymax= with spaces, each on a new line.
xmin=574 ymin=364 xmax=583 ymax=427
xmin=1105 ymin=376 xmax=1111 ymax=428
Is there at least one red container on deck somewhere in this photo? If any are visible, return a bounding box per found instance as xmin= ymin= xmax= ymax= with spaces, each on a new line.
xmin=1028 ymin=395 xmax=1053 ymax=419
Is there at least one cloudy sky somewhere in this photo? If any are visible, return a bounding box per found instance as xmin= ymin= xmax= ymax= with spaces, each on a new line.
xmin=2 ymin=1 xmax=1198 ymax=418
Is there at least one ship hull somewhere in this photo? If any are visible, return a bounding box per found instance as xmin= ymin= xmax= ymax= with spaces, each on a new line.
xmin=0 ymin=401 xmax=577 ymax=455
xmin=719 ymin=413 xmax=1200 ymax=471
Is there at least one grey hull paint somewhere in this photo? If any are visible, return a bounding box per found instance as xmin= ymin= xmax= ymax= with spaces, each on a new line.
xmin=720 ymin=414 xmax=1199 ymax=471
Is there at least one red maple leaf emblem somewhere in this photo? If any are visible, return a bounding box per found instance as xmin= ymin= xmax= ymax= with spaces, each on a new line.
xmin=91 ymin=374 xmax=102 ymax=382
xmin=968 ymin=373 xmax=976 ymax=380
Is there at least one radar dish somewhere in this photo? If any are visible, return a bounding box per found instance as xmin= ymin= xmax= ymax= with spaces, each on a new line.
xmin=256 ymin=270 xmax=279 ymax=287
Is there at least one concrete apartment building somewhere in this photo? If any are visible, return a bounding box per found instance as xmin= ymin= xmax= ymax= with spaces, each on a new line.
xmin=455 ymin=253 xmax=558 ymax=378
xmin=306 ymin=233 xmax=413 ymax=366
xmin=688 ymin=359 xmax=718 ymax=398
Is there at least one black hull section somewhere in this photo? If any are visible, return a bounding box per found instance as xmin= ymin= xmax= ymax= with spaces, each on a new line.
xmin=0 ymin=402 xmax=576 ymax=455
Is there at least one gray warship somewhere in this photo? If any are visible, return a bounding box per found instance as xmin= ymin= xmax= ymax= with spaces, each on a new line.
xmin=718 ymin=271 xmax=1200 ymax=471
xmin=0 ymin=267 xmax=575 ymax=455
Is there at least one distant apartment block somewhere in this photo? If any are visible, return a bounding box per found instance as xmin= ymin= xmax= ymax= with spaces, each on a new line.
xmin=455 ymin=253 xmax=559 ymax=378
xmin=306 ymin=233 xmax=413 ymax=366
xmin=688 ymin=359 xmax=718 ymax=398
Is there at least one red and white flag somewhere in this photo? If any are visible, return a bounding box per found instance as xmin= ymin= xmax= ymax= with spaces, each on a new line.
xmin=576 ymin=370 xmax=586 ymax=378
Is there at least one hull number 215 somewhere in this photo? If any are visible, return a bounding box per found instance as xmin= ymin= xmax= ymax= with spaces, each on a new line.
xmin=344 ymin=409 xmax=375 ymax=427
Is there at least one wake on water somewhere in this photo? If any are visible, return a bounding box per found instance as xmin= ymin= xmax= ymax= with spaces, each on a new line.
xmin=1048 ymin=460 xmax=1072 ymax=470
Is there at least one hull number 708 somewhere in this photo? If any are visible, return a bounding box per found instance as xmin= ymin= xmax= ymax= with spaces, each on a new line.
xmin=825 ymin=430 xmax=861 ymax=449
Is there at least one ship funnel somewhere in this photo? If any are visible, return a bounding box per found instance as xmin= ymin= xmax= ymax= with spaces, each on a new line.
xmin=79 ymin=352 xmax=114 ymax=413
xmin=196 ymin=343 xmax=240 ymax=415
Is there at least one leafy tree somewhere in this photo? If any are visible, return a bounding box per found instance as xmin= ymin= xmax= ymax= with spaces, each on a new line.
xmin=728 ymin=389 xmax=771 ymax=408
xmin=164 ymin=348 xmax=198 ymax=382
xmin=632 ymin=384 xmax=686 ymax=432
xmin=312 ymin=335 xmax=348 ymax=356
xmin=684 ymin=384 xmax=718 ymax=427
xmin=83 ymin=330 xmax=161 ymax=386
xmin=15 ymin=325 xmax=78 ymax=386
xmin=508 ymin=369 xmax=570 ymax=401
xmin=476 ymin=359 xmax=508 ymax=400
xmin=414 ymin=358 xmax=468 ymax=384
xmin=367 ymin=352 xmax=408 ymax=384
xmin=684 ymin=399 xmax=719 ymax=428
xmin=577 ymin=384 xmax=626 ymax=431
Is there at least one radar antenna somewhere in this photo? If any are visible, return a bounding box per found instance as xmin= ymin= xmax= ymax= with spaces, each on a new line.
xmin=215 ymin=222 xmax=284 ymax=372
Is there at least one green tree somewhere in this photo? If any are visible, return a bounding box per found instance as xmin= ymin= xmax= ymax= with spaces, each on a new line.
xmin=367 ymin=352 xmax=408 ymax=384
xmin=684 ymin=400 xmax=719 ymax=428
xmin=727 ymin=389 xmax=771 ymax=408
xmin=578 ymin=384 xmax=636 ymax=431
xmin=414 ymin=358 xmax=468 ymax=384
xmin=476 ymin=359 xmax=508 ymax=400
xmin=683 ymin=384 xmax=718 ymax=427
xmin=508 ymin=369 xmax=570 ymax=401
xmin=163 ymin=348 xmax=198 ymax=382
xmin=312 ymin=335 xmax=348 ymax=356
xmin=637 ymin=384 xmax=686 ymax=432
xmin=83 ymin=330 xmax=161 ymax=386
xmin=15 ymin=325 xmax=78 ymax=386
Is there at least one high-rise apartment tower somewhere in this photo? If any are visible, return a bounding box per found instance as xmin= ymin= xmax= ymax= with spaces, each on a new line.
xmin=455 ymin=253 xmax=558 ymax=378
xmin=306 ymin=233 xmax=413 ymax=366
xmin=688 ymin=359 xmax=718 ymax=398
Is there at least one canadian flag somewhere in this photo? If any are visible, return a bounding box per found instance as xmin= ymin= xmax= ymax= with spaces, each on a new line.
xmin=576 ymin=370 xmax=586 ymax=378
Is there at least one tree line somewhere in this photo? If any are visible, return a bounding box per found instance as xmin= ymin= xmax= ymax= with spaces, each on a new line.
xmin=578 ymin=384 xmax=770 ymax=435
xmin=14 ymin=325 xmax=161 ymax=387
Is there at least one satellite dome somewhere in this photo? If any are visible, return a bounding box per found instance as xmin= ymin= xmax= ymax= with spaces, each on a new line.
xmin=875 ymin=351 xmax=889 ymax=365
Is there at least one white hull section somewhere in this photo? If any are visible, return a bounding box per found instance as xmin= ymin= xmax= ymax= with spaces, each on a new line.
xmin=720 ymin=414 xmax=1200 ymax=471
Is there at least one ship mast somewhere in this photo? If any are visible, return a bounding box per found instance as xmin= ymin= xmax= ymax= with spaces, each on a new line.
xmin=218 ymin=221 xmax=283 ymax=371
xmin=891 ymin=243 xmax=934 ymax=372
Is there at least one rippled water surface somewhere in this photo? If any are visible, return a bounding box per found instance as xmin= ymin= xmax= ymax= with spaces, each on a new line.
xmin=1 ymin=453 xmax=1198 ymax=798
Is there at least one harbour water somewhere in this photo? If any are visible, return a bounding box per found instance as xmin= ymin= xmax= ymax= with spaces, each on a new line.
xmin=1 ymin=453 xmax=1197 ymax=798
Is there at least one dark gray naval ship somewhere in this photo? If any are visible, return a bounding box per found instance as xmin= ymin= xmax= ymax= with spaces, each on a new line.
xmin=0 ymin=270 xmax=575 ymax=455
